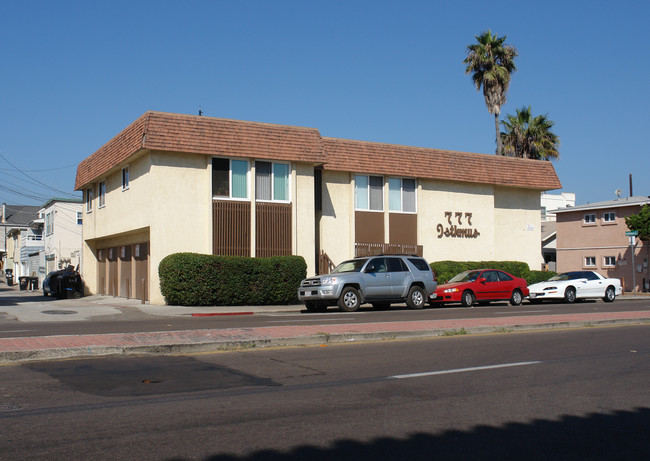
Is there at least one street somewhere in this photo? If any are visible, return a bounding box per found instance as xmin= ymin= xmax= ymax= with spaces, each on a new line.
xmin=1 ymin=325 xmax=648 ymax=460
xmin=1 ymin=287 xmax=649 ymax=339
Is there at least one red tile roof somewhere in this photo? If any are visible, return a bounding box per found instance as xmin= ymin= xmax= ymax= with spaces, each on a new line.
xmin=75 ymin=112 xmax=325 ymax=190
xmin=76 ymin=111 xmax=561 ymax=191
xmin=322 ymin=138 xmax=562 ymax=190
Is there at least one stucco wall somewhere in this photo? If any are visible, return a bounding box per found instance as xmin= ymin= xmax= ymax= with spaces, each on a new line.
xmin=418 ymin=180 xmax=495 ymax=263
xmin=293 ymin=163 xmax=316 ymax=277
xmin=318 ymin=175 xmax=545 ymax=272
xmin=493 ymin=187 xmax=544 ymax=269
xmin=319 ymin=171 xmax=354 ymax=269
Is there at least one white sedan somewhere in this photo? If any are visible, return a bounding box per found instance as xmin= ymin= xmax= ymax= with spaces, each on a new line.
xmin=528 ymin=270 xmax=622 ymax=303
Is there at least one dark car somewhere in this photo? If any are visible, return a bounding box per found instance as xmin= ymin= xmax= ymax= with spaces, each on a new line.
xmin=43 ymin=266 xmax=83 ymax=299
xmin=430 ymin=269 xmax=529 ymax=307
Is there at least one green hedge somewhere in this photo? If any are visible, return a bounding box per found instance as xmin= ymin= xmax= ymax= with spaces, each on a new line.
xmin=526 ymin=270 xmax=557 ymax=285
xmin=431 ymin=261 xmax=530 ymax=285
xmin=159 ymin=253 xmax=307 ymax=306
xmin=430 ymin=260 xmax=556 ymax=286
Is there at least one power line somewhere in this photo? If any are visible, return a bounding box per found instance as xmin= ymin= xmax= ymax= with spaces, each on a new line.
xmin=0 ymin=151 xmax=78 ymax=198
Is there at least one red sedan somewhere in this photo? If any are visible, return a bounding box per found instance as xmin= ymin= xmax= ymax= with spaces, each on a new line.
xmin=430 ymin=269 xmax=529 ymax=307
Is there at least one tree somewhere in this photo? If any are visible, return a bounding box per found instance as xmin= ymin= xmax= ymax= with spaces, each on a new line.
xmin=464 ymin=30 xmax=518 ymax=155
xmin=500 ymin=106 xmax=560 ymax=160
xmin=625 ymin=204 xmax=650 ymax=241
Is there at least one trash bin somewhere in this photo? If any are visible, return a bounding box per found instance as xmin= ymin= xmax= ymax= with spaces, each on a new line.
xmin=6 ymin=275 xmax=13 ymax=286
xmin=29 ymin=277 xmax=39 ymax=290
xmin=61 ymin=273 xmax=83 ymax=299
xmin=19 ymin=276 xmax=29 ymax=290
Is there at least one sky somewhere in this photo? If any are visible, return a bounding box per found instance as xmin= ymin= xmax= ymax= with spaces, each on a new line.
xmin=1 ymin=0 xmax=648 ymax=208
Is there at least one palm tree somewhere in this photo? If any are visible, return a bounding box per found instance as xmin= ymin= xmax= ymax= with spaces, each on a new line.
xmin=464 ymin=30 xmax=518 ymax=155
xmin=500 ymin=106 xmax=560 ymax=160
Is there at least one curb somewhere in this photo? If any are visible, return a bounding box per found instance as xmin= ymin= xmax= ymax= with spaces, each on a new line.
xmin=1 ymin=317 xmax=648 ymax=364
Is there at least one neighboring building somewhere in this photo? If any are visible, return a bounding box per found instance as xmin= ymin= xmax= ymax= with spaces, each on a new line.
xmin=554 ymin=196 xmax=650 ymax=293
xmin=1 ymin=204 xmax=41 ymax=274
xmin=540 ymin=192 xmax=576 ymax=271
xmin=40 ymin=198 xmax=83 ymax=275
xmin=75 ymin=111 xmax=562 ymax=304
xmin=541 ymin=192 xmax=575 ymax=221
xmin=6 ymin=224 xmax=44 ymax=281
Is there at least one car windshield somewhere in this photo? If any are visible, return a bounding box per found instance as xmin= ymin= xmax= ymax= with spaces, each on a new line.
xmin=448 ymin=270 xmax=481 ymax=283
xmin=331 ymin=259 xmax=367 ymax=273
xmin=548 ymin=272 xmax=583 ymax=281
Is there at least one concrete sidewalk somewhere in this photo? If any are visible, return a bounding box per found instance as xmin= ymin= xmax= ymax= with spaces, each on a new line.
xmin=1 ymin=305 xmax=649 ymax=363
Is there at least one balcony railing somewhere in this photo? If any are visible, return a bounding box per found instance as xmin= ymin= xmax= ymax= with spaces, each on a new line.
xmin=355 ymin=242 xmax=423 ymax=257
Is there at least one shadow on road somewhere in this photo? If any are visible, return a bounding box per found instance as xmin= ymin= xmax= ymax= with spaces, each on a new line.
xmin=168 ymin=407 xmax=650 ymax=461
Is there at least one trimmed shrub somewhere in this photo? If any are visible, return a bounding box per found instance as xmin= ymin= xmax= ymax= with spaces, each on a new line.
xmin=430 ymin=260 xmax=556 ymax=287
xmin=526 ymin=270 xmax=557 ymax=285
xmin=159 ymin=253 xmax=307 ymax=306
xmin=431 ymin=261 xmax=530 ymax=284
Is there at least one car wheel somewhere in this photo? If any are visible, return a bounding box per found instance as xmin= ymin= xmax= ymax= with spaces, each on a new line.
xmin=372 ymin=302 xmax=391 ymax=310
xmin=510 ymin=289 xmax=523 ymax=306
xmin=603 ymin=286 xmax=616 ymax=303
xmin=338 ymin=287 xmax=361 ymax=312
xmin=305 ymin=302 xmax=327 ymax=313
xmin=406 ymin=286 xmax=426 ymax=309
xmin=460 ymin=290 xmax=474 ymax=307
xmin=564 ymin=287 xmax=576 ymax=304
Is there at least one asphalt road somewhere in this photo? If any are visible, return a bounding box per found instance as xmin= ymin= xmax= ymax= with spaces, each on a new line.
xmin=1 ymin=294 xmax=649 ymax=338
xmin=1 ymin=326 xmax=648 ymax=460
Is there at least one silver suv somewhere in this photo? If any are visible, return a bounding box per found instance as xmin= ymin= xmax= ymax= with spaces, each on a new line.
xmin=298 ymin=255 xmax=437 ymax=312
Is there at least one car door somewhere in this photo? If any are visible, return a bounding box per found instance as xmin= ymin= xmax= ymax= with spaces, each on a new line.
xmin=386 ymin=257 xmax=410 ymax=297
xmin=475 ymin=270 xmax=501 ymax=300
xmin=362 ymin=257 xmax=392 ymax=299
xmin=581 ymin=271 xmax=606 ymax=297
xmin=496 ymin=270 xmax=517 ymax=299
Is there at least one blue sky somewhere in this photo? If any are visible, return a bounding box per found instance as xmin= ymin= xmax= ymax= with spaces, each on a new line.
xmin=1 ymin=0 xmax=648 ymax=207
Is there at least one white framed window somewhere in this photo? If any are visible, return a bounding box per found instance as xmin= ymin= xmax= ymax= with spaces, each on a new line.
xmin=388 ymin=177 xmax=416 ymax=213
xmin=98 ymin=181 xmax=106 ymax=208
xmin=603 ymin=211 xmax=616 ymax=223
xmin=45 ymin=212 xmax=53 ymax=236
xmin=77 ymin=211 xmax=83 ymax=225
xmin=584 ymin=256 xmax=596 ymax=267
xmin=255 ymin=161 xmax=290 ymax=202
xmin=212 ymin=158 xmax=249 ymax=199
xmin=85 ymin=187 xmax=93 ymax=213
xmin=583 ymin=214 xmax=596 ymax=224
xmin=122 ymin=166 xmax=130 ymax=191
xmin=355 ymin=175 xmax=383 ymax=211
xmin=603 ymin=256 xmax=616 ymax=267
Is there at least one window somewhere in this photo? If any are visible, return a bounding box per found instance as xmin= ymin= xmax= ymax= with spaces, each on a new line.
xmin=255 ymin=161 xmax=289 ymax=201
xmin=355 ymin=175 xmax=383 ymax=211
xmin=584 ymin=256 xmax=596 ymax=267
xmin=85 ymin=187 xmax=93 ymax=212
xmin=497 ymin=271 xmax=513 ymax=281
xmin=45 ymin=212 xmax=53 ymax=235
xmin=603 ymin=211 xmax=616 ymax=223
xmin=212 ymin=158 xmax=248 ymax=199
xmin=98 ymin=181 xmax=106 ymax=208
xmin=122 ymin=167 xmax=129 ymax=190
xmin=388 ymin=178 xmax=416 ymax=212
xmin=77 ymin=211 xmax=83 ymax=225
xmin=583 ymin=214 xmax=596 ymax=224
xmin=604 ymin=256 xmax=616 ymax=267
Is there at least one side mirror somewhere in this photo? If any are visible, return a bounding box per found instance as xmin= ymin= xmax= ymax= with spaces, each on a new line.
xmin=365 ymin=264 xmax=376 ymax=273
xmin=478 ymin=277 xmax=487 ymax=283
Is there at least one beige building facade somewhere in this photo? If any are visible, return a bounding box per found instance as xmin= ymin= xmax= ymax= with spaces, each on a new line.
xmin=554 ymin=196 xmax=650 ymax=293
xmin=76 ymin=112 xmax=561 ymax=304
